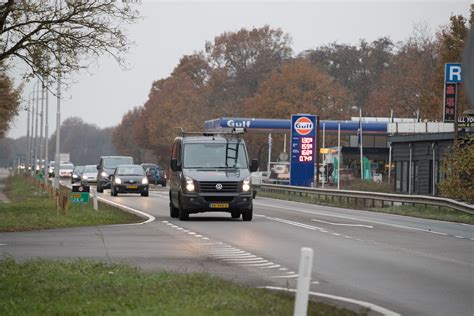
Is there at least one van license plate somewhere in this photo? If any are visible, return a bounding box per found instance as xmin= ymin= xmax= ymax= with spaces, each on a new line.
xmin=127 ymin=185 xmax=138 ymax=189
xmin=210 ymin=203 xmax=229 ymax=209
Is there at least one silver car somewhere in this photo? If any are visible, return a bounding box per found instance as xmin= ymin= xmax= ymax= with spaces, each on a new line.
xmin=80 ymin=165 xmax=98 ymax=185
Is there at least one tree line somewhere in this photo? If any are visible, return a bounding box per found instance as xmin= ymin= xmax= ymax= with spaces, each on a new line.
xmin=113 ymin=9 xmax=473 ymax=168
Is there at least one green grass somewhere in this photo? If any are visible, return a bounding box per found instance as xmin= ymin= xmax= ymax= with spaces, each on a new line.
xmin=258 ymin=191 xmax=474 ymax=224
xmin=0 ymin=258 xmax=363 ymax=316
xmin=0 ymin=176 xmax=141 ymax=232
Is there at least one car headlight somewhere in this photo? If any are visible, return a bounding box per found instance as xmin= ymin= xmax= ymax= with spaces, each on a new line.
xmin=82 ymin=175 xmax=88 ymax=180
xmin=114 ymin=177 xmax=122 ymax=184
xmin=101 ymin=171 xmax=108 ymax=178
xmin=242 ymin=177 xmax=251 ymax=192
xmin=73 ymin=174 xmax=78 ymax=178
xmin=142 ymin=177 xmax=148 ymax=184
xmin=185 ymin=176 xmax=195 ymax=192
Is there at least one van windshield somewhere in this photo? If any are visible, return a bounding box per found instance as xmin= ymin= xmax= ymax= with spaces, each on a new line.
xmin=103 ymin=157 xmax=133 ymax=168
xmin=183 ymin=143 xmax=248 ymax=169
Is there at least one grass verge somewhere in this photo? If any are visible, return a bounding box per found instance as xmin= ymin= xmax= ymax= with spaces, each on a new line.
xmin=257 ymin=191 xmax=474 ymax=224
xmin=0 ymin=258 xmax=363 ymax=316
xmin=0 ymin=176 xmax=142 ymax=232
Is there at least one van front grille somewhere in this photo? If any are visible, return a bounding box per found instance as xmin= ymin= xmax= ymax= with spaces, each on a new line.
xmin=199 ymin=181 xmax=239 ymax=193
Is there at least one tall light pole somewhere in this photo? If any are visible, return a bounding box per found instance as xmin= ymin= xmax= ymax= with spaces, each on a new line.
xmin=39 ymin=80 xmax=44 ymax=176
xmin=53 ymin=67 xmax=62 ymax=188
xmin=44 ymin=82 xmax=49 ymax=184
xmin=26 ymin=98 xmax=31 ymax=173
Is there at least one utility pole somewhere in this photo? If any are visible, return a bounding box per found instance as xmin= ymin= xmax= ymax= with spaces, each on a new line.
xmin=39 ymin=80 xmax=44 ymax=176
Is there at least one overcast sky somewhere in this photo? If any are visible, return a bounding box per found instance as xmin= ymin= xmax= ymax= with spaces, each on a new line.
xmin=7 ymin=1 xmax=472 ymax=139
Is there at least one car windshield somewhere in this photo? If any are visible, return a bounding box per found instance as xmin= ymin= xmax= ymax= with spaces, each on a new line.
xmin=183 ymin=143 xmax=248 ymax=169
xmin=103 ymin=157 xmax=133 ymax=168
xmin=73 ymin=166 xmax=85 ymax=173
xmin=84 ymin=166 xmax=97 ymax=173
xmin=116 ymin=166 xmax=144 ymax=176
xmin=60 ymin=164 xmax=74 ymax=169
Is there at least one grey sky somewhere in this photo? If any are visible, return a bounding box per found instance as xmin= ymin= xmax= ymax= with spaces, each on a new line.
xmin=7 ymin=1 xmax=471 ymax=139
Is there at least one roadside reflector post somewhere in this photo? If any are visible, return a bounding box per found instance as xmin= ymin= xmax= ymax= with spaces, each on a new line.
xmin=294 ymin=247 xmax=314 ymax=316
xmin=93 ymin=193 xmax=98 ymax=211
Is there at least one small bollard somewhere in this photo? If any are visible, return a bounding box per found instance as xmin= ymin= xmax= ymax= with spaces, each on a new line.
xmin=294 ymin=247 xmax=314 ymax=316
xmin=92 ymin=193 xmax=98 ymax=211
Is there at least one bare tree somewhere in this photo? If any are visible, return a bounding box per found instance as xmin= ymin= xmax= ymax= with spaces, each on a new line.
xmin=0 ymin=0 xmax=140 ymax=83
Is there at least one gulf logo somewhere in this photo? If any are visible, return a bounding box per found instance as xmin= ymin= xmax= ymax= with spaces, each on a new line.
xmin=294 ymin=117 xmax=314 ymax=135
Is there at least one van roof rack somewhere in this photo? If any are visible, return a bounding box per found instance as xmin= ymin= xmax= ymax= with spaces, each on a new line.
xmin=173 ymin=127 xmax=247 ymax=137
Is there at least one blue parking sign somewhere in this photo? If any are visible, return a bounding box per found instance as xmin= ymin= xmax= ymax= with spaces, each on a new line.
xmin=445 ymin=63 xmax=462 ymax=83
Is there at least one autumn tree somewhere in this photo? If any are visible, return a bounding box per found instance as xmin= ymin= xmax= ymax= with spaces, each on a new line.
xmin=205 ymin=25 xmax=292 ymax=115
xmin=365 ymin=30 xmax=438 ymax=119
xmin=244 ymin=59 xmax=351 ymax=119
xmin=49 ymin=117 xmax=117 ymax=165
xmin=304 ymin=38 xmax=394 ymax=113
xmin=0 ymin=0 xmax=140 ymax=82
xmin=242 ymin=59 xmax=351 ymax=161
xmin=0 ymin=63 xmax=21 ymax=138
xmin=432 ymin=11 xmax=473 ymax=116
xmin=438 ymin=137 xmax=474 ymax=203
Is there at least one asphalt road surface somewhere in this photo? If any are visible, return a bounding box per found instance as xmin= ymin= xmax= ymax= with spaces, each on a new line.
xmin=1 ymin=179 xmax=473 ymax=316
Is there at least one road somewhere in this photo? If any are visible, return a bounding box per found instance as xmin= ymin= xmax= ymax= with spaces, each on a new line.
xmin=1 ymin=179 xmax=473 ymax=316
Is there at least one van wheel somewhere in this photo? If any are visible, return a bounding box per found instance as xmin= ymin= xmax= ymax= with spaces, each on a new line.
xmin=141 ymin=191 xmax=148 ymax=197
xmin=242 ymin=206 xmax=253 ymax=221
xmin=178 ymin=195 xmax=189 ymax=221
xmin=231 ymin=211 xmax=240 ymax=219
xmin=170 ymin=201 xmax=179 ymax=218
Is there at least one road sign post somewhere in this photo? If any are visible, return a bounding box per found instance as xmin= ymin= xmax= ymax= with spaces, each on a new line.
xmin=70 ymin=185 xmax=90 ymax=205
xmin=290 ymin=114 xmax=317 ymax=187
xmin=444 ymin=63 xmax=463 ymax=142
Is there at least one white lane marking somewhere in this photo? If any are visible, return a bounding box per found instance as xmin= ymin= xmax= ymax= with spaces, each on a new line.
xmin=208 ymin=249 xmax=243 ymax=253
xmin=0 ymin=243 xmax=6 ymax=246
xmin=271 ymin=274 xmax=299 ymax=279
xmin=201 ymin=237 xmax=209 ymax=240
xmin=223 ymin=257 xmax=262 ymax=262
xmin=454 ymin=235 xmax=464 ymax=239
xmin=96 ymin=197 xmax=155 ymax=225
xmin=214 ymin=254 xmax=256 ymax=259
xmin=266 ymin=217 xmax=323 ymax=231
xmin=263 ymin=264 xmax=281 ymax=269
xmin=187 ymin=232 xmax=196 ymax=235
xmin=312 ymin=281 xmax=320 ymax=285
xmin=279 ymin=267 xmax=288 ymax=271
xmin=195 ymin=234 xmax=203 ymax=237
xmin=311 ymin=218 xmax=373 ymax=228
xmin=256 ymin=201 xmax=465 ymax=238
xmin=239 ymin=260 xmax=270 ymax=265
xmin=243 ymin=262 xmax=275 ymax=267
xmin=261 ymin=286 xmax=401 ymax=316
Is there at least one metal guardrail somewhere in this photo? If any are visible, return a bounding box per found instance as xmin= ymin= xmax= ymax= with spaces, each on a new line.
xmin=255 ymin=183 xmax=474 ymax=215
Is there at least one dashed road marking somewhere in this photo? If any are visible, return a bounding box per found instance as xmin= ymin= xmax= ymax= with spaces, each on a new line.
xmin=311 ymin=218 xmax=374 ymax=228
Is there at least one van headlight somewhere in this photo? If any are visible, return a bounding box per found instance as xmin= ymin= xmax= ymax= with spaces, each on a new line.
xmin=242 ymin=177 xmax=251 ymax=192
xmin=141 ymin=177 xmax=148 ymax=184
xmin=114 ymin=177 xmax=122 ymax=184
xmin=185 ymin=176 xmax=195 ymax=192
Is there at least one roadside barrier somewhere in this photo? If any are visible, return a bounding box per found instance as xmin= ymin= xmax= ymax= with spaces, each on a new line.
xmin=255 ymin=183 xmax=474 ymax=215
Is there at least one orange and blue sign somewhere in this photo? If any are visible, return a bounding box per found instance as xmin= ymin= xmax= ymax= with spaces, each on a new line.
xmin=290 ymin=114 xmax=317 ymax=187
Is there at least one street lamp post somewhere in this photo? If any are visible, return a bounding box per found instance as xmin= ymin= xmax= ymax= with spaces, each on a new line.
xmin=44 ymin=82 xmax=49 ymax=185
xmin=54 ymin=70 xmax=61 ymax=189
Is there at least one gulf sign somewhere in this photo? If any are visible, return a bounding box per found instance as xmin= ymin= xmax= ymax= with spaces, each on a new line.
xmin=294 ymin=117 xmax=314 ymax=136
xmin=290 ymin=114 xmax=317 ymax=187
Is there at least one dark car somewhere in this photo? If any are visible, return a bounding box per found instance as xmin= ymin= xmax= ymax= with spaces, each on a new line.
xmin=145 ymin=166 xmax=167 ymax=186
xmin=71 ymin=166 xmax=85 ymax=184
xmin=169 ymin=130 xmax=258 ymax=221
xmin=140 ymin=163 xmax=157 ymax=171
xmin=110 ymin=164 xmax=149 ymax=197
xmin=96 ymin=156 xmax=134 ymax=193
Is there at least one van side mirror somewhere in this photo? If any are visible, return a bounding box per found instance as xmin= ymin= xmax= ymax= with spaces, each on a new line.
xmin=170 ymin=158 xmax=181 ymax=171
xmin=250 ymin=159 xmax=259 ymax=172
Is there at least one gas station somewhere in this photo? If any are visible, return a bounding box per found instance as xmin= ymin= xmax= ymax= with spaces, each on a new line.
xmin=204 ymin=115 xmax=456 ymax=190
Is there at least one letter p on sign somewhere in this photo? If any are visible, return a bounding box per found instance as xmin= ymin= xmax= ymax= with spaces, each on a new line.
xmin=445 ymin=63 xmax=462 ymax=83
